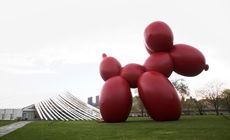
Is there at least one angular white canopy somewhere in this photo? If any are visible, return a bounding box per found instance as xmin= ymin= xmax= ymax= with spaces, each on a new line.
xmin=34 ymin=92 xmax=101 ymax=121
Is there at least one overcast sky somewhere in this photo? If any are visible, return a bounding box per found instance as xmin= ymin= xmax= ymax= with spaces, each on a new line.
xmin=0 ymin=0 xmax=230 ymax=108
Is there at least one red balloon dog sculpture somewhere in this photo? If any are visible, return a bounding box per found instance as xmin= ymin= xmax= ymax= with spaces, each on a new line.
xmin=99 ymin=21 xmax=209 ymax=122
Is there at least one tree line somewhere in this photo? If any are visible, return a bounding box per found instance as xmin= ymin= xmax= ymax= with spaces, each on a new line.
xmin=131 ymin=79 xmax=230 ymax=116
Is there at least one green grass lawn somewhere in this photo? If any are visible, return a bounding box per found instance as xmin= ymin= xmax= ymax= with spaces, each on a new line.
xmin=0 ymin=115 xmax=230 ymax=140
xmin=0 ymin=120 xmax=16 ymax=127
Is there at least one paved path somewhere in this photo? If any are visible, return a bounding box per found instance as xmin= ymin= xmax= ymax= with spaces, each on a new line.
xmin=0 ymin=121 xmax=32 ymax=137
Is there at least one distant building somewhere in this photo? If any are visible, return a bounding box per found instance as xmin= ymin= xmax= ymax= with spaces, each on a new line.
xmin=0 ymin=109 xmax=22 ymax=120
xmin=22 ymin=104 xmax=40 ymax=120
xmin=0 ymin=92 xmax=101 ymax=121
xmin=88 ymin=96 xmax=99 ymax=108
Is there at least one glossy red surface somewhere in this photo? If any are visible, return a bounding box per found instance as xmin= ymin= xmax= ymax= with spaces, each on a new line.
xmin=170 ymin=44 xmax=208 ymax=76
xmin=120 ymin=63 xmax=146 ymax=88
xmin=144 ymin=21 xmax=174 ymax=52
xmin=99 ymin=54 xmax=122 ymax=81
xmin=100 ymin=76 xmax=132 ymax=122
xmin=144 ymin=52 xmax=173 ymax=77
xmin=138 ymin=71 xmax=181 ymax=121
xmin=145 ymin=43 xmax=154 ymax=54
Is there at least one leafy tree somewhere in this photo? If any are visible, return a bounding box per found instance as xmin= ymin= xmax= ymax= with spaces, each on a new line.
xmin=131 ymin=89 xmax=146 ymax=117
xmin=132 ymin=96 xmax=145 ymax=116
xmin=221 ymin=89 xmax=230 ymax=113
xmin=171 ymin=78 xmax=190 ymax=101
xmin=131 ymin=96 xmax=140 ymax=112
xmin=171 ymin=78 xmax=190 ymax=112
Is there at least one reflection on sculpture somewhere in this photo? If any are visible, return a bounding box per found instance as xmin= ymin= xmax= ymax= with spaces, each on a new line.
xmin=99 ymin=21 xmax=209 ymax=122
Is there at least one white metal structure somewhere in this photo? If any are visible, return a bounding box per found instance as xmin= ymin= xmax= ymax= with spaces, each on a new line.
xmin=34 ymin=92 xmax=101 ymax=121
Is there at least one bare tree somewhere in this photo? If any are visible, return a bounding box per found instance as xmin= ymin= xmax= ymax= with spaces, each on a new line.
xmin=183 ymin=96 xmax=196 ymax=115
xmin=194 ymin=99 xmax=207 ymax=115
xmin=199 ymin=81 xmax=223 ymax=115
xmin=194 ymin=90 xmax=208 ymax=115
xmin=221 ymin=89 xmax=230 ymax=113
